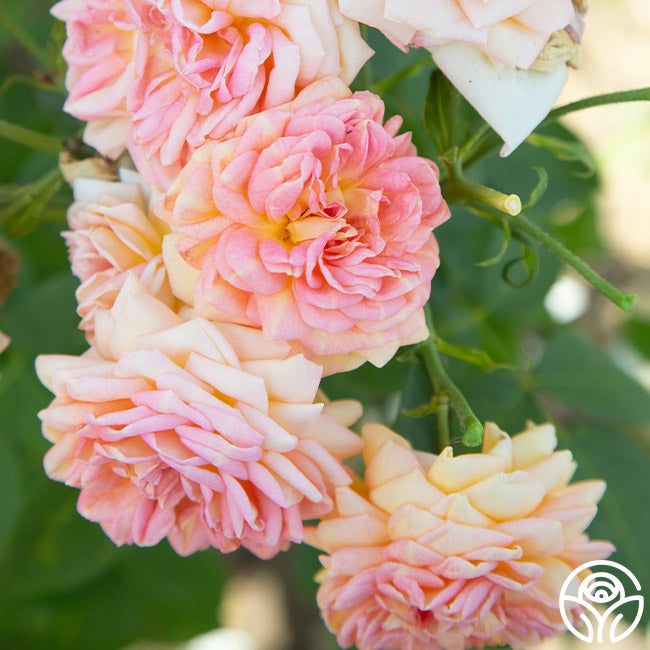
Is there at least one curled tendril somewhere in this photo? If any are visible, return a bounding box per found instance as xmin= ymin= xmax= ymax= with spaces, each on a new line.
xmin=502 ymin=245 xmax=539 ymax=288
xmin=523 ymin=166 xmax=550 ymax=211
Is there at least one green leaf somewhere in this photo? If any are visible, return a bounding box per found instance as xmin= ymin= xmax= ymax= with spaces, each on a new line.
xmin=6 ymin=171 xmax=63 ymax=237
xmin=436 ymin=337 xmax=512 ymax=373
xmin=372 ymin=57 xmax=432 ymax=95
xmin=0 ymin=169 xmax=67 ymax=238
xmin=393 ymin=361 xmax=438 ymax=453
xmin=551 ymin=202 xmax=604 ymax=255
xmin=0 ymin=74 xmax=64 ymax=99
xmin=457 ymin=370 xmax=544 ymax=434
xmin=321 ymin=357 xmax=407 ymax=405
xmin=0 ymin=272 xmax=84 ymax=355
xmin=0 ymin=433 xmax=24 ymax=558
xmin=622 ymin=318 xmax=650 ymax=361
xmin=564 ymin=425 xmax=650 ymax=624
xmin=527 ymin=133 xmax=596 ymax=178
xmin=0 ymin=120 xmax=61 ymax=156
xmin=424 ymin=68 xmax=460 ymax=157
xmin=0 ymin=483 xmax=120 ymax=601
xmin=463 ymin=420 xmax=484 ymax=447
xmin=474 ymin=214 xmax=511 ymax=268
xmin=0 ymin=5 xmax=51 ymax=68
xmin=536 ymin=331 xmax=650 ymax=428
xmin=0 ymin=543 xmax=227 ymax=650
xmin=47 ymin=20 xmax=68 ymax=84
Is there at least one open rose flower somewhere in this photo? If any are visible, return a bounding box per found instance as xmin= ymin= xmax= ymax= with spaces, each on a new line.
xmin=36 ymin=276 xmax=363 ymax=558
xmin=307 ymin=422 xmax=614 ymax=649
xmin=161 ymin=78 xmax=450 ymax=374
xmin=339 ymin=0 xmax=584 ymax=155
xmin=63 ymin=171 xmax=174 ymax=337
xmin=125 ymin=0 xmax=373 ymax=187
xmin=52 ymin=0 xmax=137 ymax=158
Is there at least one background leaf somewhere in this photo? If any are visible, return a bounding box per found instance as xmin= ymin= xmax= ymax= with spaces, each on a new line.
xmin=535 ymin=331 xmax=650 ymax=428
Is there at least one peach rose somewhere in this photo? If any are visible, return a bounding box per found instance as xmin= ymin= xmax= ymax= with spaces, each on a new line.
xmin=125 ymin=0 xmax=373 ymax=187
xmin=63 ymin=171 xmax=174 ymax=337
xmin=52 ymin=0 xmax=137 ymax=158
xmin=161 ymin=78 xmax=450 ymax=374
xmin=307 ymin=422 xmax=614 ymax=649
xmin=339 ymin=0 xmax=580 ymax=155
xmin=36 ymin=276 xmax=363 ymax=558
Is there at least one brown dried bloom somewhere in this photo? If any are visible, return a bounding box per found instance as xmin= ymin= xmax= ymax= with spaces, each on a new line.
xmin=59 ymin=152 xmax=118 ymax=185
xmin=0 ymin=241 xmax=20 ymax=306
xmin=532 ymin=0 xmax=587 ymax=72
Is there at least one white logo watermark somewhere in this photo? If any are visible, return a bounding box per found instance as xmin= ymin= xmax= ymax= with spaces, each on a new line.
xmin=559 ymin=560 xmax=644 ymax=644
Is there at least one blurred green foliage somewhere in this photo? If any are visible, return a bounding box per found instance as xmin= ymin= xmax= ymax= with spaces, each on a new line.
xmin=1 ymin=6 xmax=649 ymax=650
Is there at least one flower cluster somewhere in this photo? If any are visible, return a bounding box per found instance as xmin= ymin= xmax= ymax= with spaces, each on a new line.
xmin=53 ymin=0 xmax=372 ymax=186
xmin=37 ymin=1 xmax=614 ymax=648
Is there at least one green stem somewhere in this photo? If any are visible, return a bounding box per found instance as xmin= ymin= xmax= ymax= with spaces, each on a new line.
xmin=512 ymin=213 xmax=637 ymax=312
xmin=419 ymin=307 xmax=483 ymax=448
xmin=445 ymin=179 xmax=522 ymax=216
xmin=0 ymin=120 xmax=61 ymax=156
xmin=458 ymin=123 xmax=490 ymax=164
xmin=0 ymin=74 xmax=65 ymax=98
xmin=436 ymin=394 xmax=450 ymax=449
xmin=546 ymin=88 xmax=650 ymax=123
xmin=0 ymin=5 xmax=51 ymax=69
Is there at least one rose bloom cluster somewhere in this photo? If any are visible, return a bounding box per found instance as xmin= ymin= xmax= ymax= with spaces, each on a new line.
xmin=35 ymin=1 xmax=613 ymax=648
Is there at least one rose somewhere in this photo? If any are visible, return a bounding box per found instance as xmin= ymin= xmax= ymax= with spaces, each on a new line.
xmin=37 ymin=275 xmax=363 ymax=558
xmin=308 ymin=421 xmax=615 ymax=649
xmin=161 ymin=78 xmax=450 ymax=374
xmin=125 ymin=0 xmax=373 ymax=187
xmin=52 ymin=0 xmax=137 ymax=158
xmin=63 ymin=171 xmax=174 ymax=337
xmin=339 ymin=0 xmax=582 ymax=154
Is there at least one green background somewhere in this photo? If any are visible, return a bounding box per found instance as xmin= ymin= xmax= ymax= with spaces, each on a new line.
xmin=0 ymin=3 xmax=649 ymax=649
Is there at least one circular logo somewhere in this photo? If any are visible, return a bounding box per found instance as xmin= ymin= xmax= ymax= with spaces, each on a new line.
xmin=559 ymin=560 xmax=644 ymax=644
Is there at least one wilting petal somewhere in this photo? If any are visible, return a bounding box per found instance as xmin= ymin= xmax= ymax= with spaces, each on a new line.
xmin=433 ymin=42 xmax=569 ymax=155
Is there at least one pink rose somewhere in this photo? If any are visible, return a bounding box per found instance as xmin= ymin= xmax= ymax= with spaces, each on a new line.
xmin=339 ymin=0 xmax=578 ymax=154
xmin=307 ymin=422 xmax=615 ymax=650
xmin=63 ymin=172 xmax=174 ymax=337
xmin=125 ymin=0 xmax=373 ymax=187
xmin=161 ymin=78 xmax=450 ymax=374
xmin=36 ymin=276 xmax=362 ymax=558
xmin=52 ymin=0 xmax=137 ymax=158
